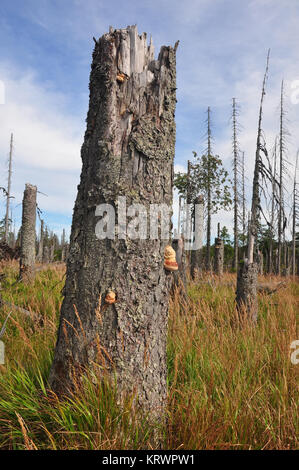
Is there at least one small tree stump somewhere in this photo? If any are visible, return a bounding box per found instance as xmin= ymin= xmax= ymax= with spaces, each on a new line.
xmin=236 ymin=261 xmax=258 ymax=323
xmin=49 ymin=25 xmax=178 ymax=424
xmin=214 ymin=237 xmax=224 ymax=276
xmin=19 ymin=183 xmax=37 ymax=280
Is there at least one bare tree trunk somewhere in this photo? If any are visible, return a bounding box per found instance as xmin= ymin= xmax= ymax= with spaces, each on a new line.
xmin=269 ymin=139 xmax=277 ymax=274
xmin=191 ymin=195 xmax=204 ymax=278
xmin=177 ymin=195 xmax=182 ymax=235
xmin=49 ymin=26 xmax=178 ymax=423
xmin=241 ymin=151 xmax=246 ymax=251
xmin=206 ymin=107 xmax=212 ymax=270
xmin=236 ymin=50 xmax=270 ymax=322
xmin=292 ymin=152 xmax=298 ymax=277
xmin=232 ymin=98 xmax=239 ymax=270
xmin=185 ymin=160 xmax=192 ymax=272
xmin=4 ymin=134 xmax=13 ymax=243
xmin=277 ymin=81 xmax=286 ymax=276
xmin=37 ymin=220 xmax=44 ymax=262
xmin=214 ymin=236 xmax=224 ymax=276
xmin=19 ymin=183 xmax=37 ymax=280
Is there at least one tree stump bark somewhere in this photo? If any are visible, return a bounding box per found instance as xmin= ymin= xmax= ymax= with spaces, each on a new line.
xmin=236 ymin=261 xmax=258 ymax=323
xmin=214 ymin=237 xmax=224 ymax=276
xmin=19 ymin=184 xmax=37 ymax=280
xmin=49 ymin=26 xmax=178 ymax=422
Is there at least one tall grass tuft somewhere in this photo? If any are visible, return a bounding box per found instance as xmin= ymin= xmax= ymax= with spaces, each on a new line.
xmin=0 ymin=261 xmax=298 ymax=449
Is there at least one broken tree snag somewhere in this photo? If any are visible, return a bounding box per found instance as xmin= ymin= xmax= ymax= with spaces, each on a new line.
xmin=214 ymin=236 xmax=224 ymax=276
xmin=49 ymin=26 xmax=177 ymax=422
xmin=236 ymin=50 xmax=270 ymax=323
xmin=236 ymin=261 xmax=258 ymax=323
xmin=19 ymin=184 xmax=37 ymax=280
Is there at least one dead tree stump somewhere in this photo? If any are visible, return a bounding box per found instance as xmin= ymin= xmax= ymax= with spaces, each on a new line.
xmin=49 ymin=26 xmax=178 ymax=422
xmin=236 ymin=261 xmax=258 ymax=323
xmin=19 ymin=183 xmax=37 ymax=280
xmin=214 ymin=237 xmax=224 ymax=276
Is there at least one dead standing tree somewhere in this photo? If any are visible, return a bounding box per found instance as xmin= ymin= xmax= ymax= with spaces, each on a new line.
xmin=19 ymin=183 xmax=37 ymax=280
xmin=214 ymin=229 xmax=224 ymax=276
xmin=231 ymin=98 xmax=241 ymax=270
xmin=277 ymin=80 xmax=289 ymax=275
xmin=268 ymin=139 xmax=278 ymax=274
xmin=236 ymin=51 xmax=270 ymax=323
xmin=292 ymin=151 xmax=298 ymax=276
xmin=49 ymin=26 xmax=178 ymax=421
xmin=4 ymin=134 xmax=13 ymax=244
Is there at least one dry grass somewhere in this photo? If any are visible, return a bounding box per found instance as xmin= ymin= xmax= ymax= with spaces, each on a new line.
xmin=0 ymin=261 xmax=298 ymax=449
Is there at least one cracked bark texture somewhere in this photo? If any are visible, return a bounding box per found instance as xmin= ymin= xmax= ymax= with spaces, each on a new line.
xmin=49 ymin=26 xmax=177 ymax=419
xmin=19 ymin=183 xmax=37 ymax=280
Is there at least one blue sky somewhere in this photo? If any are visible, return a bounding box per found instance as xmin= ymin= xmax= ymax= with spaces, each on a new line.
xmin=0 ymin=0 xmax=298 ymax=241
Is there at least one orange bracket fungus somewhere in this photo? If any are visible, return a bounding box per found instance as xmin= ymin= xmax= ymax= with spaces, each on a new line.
xmin=105 ymin=290 xmax=116 ymax=304
xmin=164 ymin=245 xmax=178 ymax=272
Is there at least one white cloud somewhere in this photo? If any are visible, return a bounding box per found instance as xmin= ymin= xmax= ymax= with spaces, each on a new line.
xmin=0 ymin=62 xmax=83 ymax=227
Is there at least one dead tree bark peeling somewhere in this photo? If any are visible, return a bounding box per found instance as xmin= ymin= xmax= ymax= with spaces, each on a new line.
xmin=236 ymin=50 xmax=270 ymax=323
xmin=49 ymin=26 xmax=178 ymax=420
